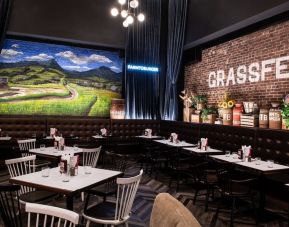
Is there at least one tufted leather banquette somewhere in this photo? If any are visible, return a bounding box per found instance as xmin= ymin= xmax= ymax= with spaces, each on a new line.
xmin=46 ymin=117 xmax=110 ymax=138
xmin=0 ymin=116 xmax=46 ymax=138
xmin=0 ymin=116 xmax=289 ymax=164
xmin=111 ymin=119 xmax=160 ymax=139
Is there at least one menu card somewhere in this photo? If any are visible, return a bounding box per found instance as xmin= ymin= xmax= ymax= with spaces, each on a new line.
xmin=242 ymin=145 xmax=251 ymax=157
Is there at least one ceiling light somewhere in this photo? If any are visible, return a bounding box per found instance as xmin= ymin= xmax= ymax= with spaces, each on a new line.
xmin=123 ymin=20 xmax=129 ymax=27
xmin=137 ymin=13 xmax=145 ymax=22
xmin=127 ymin=15 xmax=134 ymax=24
xmin=130 ymin=0 xmax=139 ymax=8
xmin=111 ymin=8 xmax=119 ymax=17
xmin=121 ymin=10 xmax=128 ymax=18
xmin=118 ymin=0 xmax=126 ymax=5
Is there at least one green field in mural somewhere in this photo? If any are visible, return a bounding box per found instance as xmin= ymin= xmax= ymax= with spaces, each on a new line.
xmin=0 ymin=39 xmax=123 ymax=116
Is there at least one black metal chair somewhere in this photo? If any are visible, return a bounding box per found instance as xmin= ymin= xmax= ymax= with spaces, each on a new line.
xmin=215 ymin=171 xmax=258 ymax=227
xmin=85 ymin=151 xmax=128 ymax=203
xmin=0 ymin=183 xmax=22 ymax=227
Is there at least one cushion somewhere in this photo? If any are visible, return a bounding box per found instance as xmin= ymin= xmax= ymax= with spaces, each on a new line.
xmin=150 ymin=193 xmax=201 ymax=227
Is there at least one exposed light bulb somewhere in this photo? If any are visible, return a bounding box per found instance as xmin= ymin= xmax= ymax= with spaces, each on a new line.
xmin=126 ymin=15 xmax=134 ymax=24
xmin=123 ymin=19 xmax=129 ymax=27
xmin=137 ymin=13 xmax=145 ymax=22
xmin=118 ymin=0 xmax=126 ymax=5
xmin=129 ymin=0 xmax=139 ymax=8
xmin=110 ymin=8 xmax=119 ymax=17
xmin=121 ymin=10 xmax=128 ymax=18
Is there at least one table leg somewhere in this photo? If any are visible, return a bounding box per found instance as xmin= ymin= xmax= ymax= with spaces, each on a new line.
xmin=66 ymin=195 xmax=74 ymax=210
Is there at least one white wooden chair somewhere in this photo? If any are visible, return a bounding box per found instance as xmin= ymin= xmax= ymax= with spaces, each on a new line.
xmin=5 ymin=156 xmax=55 ymax=205
xmin=82 ymin=146 xmax=102 ymax=168
xmin=26 ymin=202 xmax=79 ymax=227
xmin=17 ymin=138 xmax=51 ymax=169
xmin=83 ymin=169 xmax=143 ymax=227
xmin=17 ymin=139 xmax=36 ymax=155
xmin=81 ymin=146 xmax=102 ymax=201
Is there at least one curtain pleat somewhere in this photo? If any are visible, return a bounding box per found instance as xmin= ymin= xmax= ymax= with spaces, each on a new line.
xmin=0 ymin=0 xmax=12 ymax=50
xmin=125 ymin=0 xmax=161 ymax=119
xmin=161 ymin=0 xmax=187 ymax=120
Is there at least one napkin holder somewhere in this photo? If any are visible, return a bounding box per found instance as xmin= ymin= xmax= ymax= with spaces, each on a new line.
xmin=145 ymin=129 xmax=152 ymax=137
xmin=100 ymin=128 xmax=108 ymax=136
xmin=69 ymin=155 xmax=79 ymax=176
xmin=50 ymin=128 xmax=57 ymax=137
xmin=200 ymin=138 xmax=208 ymax=151
xmin=170 ymin=133 xmax=178 ymax=144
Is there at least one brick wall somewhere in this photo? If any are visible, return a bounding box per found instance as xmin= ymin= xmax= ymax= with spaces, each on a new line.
xmin=184 ymin=19 xmax=289 ymax=107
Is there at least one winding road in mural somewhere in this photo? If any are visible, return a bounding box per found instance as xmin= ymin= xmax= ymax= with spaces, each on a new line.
xmin=0 ymin=38 xmax=123 ymax=117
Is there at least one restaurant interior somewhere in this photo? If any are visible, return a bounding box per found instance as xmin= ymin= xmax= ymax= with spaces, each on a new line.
xmin=0 ymin=0 xmax=289 ymax=226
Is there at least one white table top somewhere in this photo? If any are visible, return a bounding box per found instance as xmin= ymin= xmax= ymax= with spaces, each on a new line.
xmin=0 ymin=136 xmax=11 ymax=141
xmin=136 ymin=135 xmax=162 ymax=139
xmin=10 ymin=167 xmax=122 ymax=194
xmin=154 ymin=139 xmax=196 ymax=147
xmin=183 ymin=147 xmax=223 ymax=154
xmin=210 ymin=155 xmax=289 ymax=172
xmin=29 ymin=146 xmax=83 ymax=157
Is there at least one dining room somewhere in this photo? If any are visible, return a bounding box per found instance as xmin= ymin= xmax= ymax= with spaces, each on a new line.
xmin=1 ymin=0 xmax=289 ymax=227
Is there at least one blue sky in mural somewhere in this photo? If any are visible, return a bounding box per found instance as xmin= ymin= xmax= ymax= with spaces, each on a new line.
xmin=0 ymin=39 xmax=123 ymax=73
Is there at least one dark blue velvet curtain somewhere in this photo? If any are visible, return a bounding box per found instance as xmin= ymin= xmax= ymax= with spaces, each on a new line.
xmin=0 ymin=0 xmax=12 ymax=50
xmin=125 ymin=0 xmax=161 ymax=119
xmin=161 ymin=0 xmax=187 ymax=120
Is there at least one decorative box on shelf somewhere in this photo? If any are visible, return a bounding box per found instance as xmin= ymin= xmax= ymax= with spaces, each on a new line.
xmin=240 ymin=114 xmax=259 ymax=127
xmin=202 ymin=114 xmax=216 ymax=124
xmin=191 ymin=114 xmax=202 ymax=123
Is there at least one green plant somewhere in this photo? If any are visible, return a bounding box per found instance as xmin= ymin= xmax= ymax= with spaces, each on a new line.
xmin=281 ymin=97 xmax=289 ymax=128
xmin=201 ymin=106 xmax=217 ymax=120
xmin=194 ymin=95 xmax=207 ymax=103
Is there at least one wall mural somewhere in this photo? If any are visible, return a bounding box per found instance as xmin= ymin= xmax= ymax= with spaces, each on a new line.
xmin=0 ymin=39 xmax=123 ymax=117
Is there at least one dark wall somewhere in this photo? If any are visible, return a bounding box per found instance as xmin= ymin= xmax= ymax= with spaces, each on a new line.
xmin=185 ymin=0 xmax=289 ymax=49
xmin=7 ymin=0 xmax=126 ymax=49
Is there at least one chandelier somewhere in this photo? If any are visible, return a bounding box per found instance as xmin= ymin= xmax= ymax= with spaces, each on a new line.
xmin=110 ymin=0 xmax=145 ymax=28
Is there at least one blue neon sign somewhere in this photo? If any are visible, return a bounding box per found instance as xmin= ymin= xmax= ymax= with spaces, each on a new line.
xmin=127 ymin=64 xmax=159 ymax=73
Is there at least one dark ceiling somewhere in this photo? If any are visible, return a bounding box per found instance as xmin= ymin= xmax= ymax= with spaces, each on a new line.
xmin=7 ymin=0 xmax=126 ymax=49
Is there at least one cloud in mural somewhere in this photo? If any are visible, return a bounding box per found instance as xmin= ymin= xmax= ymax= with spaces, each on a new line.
xmin=56 ymin=51 xmax=112 ymax=65
xmin=12 ymin=44 xmax=20 ymax=48
xmin=110 ymin=66 xmax=121 ymax=72
xmin=25 ymin=53 xmax=53 ymax=61
xmin=0 ymin=49 xmax=23 ymax=59
xmin=62 ymin=65 xmax=92 ymax=72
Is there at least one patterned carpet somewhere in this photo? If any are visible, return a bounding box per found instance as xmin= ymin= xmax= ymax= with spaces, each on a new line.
xmin=0 ymin=160 xmax=288 ymax=227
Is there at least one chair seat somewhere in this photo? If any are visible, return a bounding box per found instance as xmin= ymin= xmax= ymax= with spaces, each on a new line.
xmin=19 ymin=190 xmax=56 ymax=203
xmin=84 ymin=202 xmax=116 ymax=220
xmin=88 ymin=184 xmax=117 ymax=197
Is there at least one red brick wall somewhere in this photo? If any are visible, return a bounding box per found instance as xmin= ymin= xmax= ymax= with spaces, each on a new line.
xmin=184 ymin=19 xmax=289 ymax=107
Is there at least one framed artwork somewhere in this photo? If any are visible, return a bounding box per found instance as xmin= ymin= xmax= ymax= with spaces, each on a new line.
xmin=0 ymin=37 xmax=123 ymax=117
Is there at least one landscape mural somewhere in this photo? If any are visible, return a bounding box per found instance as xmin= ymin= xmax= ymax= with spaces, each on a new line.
xmin=0 ymin=39 xmax=123 ymax=117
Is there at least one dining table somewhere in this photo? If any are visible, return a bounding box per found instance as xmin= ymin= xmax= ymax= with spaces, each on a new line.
xmin=153 ymin=139 xmax=196 ymax=148
xmin=9 ymin=166 xmax=123 ymax=210
xmin=183 ymin=147 xmax=223 ymax=155
xmin=210 ymin=154 xmax=289 ymax=213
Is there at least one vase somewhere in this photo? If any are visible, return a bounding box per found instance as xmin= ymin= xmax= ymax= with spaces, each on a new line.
xmin=269 ymin=102 xmax=281 ymax=129
xmin=233 ymin=103 xmax=243 ymax=126
xmin=222 ymin=108 xmax=233 ymax=126
xmin=259 ymin=107 xmax=269 ymax=128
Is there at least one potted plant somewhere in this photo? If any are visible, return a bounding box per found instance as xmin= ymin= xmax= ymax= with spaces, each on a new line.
xmin=201 ymin=106 xmax=217 ymax=124
xmin=194 ymin=95 xmax=207 ymax=111
xmin=281 ymin=94 xmax=289 ymax=130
